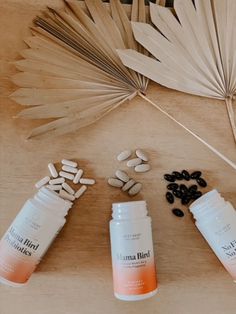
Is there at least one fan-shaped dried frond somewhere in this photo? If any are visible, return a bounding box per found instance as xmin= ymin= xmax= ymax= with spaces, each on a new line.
xmin=11 ymin=0 xmax=148 ymax=138
xmin=118 ymin=0 xmax=236 ymax=143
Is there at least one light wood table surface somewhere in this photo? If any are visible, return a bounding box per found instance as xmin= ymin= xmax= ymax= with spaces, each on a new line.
xmin=1 ymin=1 xmax=236 ymax=314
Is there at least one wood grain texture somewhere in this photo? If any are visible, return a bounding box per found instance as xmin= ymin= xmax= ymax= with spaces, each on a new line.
xmin=0 ymin=1 xmax=236 ymax=314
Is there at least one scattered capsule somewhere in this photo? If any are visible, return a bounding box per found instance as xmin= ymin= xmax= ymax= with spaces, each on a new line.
xmin=74 ymin=185 xmax=87 ymax=199
xmin=164 ymin=174 xmax=176 ymax=182
xmin=172 ymin=208 xmax=184 ymax=217
xmin=196 ymin=178 xmax=207 ymax=187
xmin=61 ymin=159 xmax=77 ymax=168
xmin=192 ymin=191 xmax=203 ymax=200
xmin=46 ymin=184 xmax=62 ymax=191
xmin=35 ymin=176 xmax=50 ymax=189
xmin=190 ymin=171 xmax=202 ymax=179
xmin=49 ymin=177 xmax=65 ymax=185
xmin=117 ymin=150 xmax=132 ymax=161
xmin=172 ymin=171 xmax=183 ymax=180
xmin=128 ymin=182 xmax=142 ymax=196
xmin=181 ymin=195 xmax=192 ymax=205
xmin=127 ymin=158 xmax=142 ymax=167
xmin=167 ymin=183 xmax=179 ymax=190
xmin=135 ymin=149 xmax=149 ymax=162
xmin=59 ymin=171 xmax=75 ymax=181
xmin=134 ymin=164 xmax=151 ymax=173
xmin=48 ymin=163 xmax=58 ymax=178
xmin=179 ymin=184 xmax=188 ymax=194
xmin=108 ymin=178 xmax=124 ymax=188
xmin=73 ymin=169 xmax=84 ymax=184
xmin=181 ymin=170 xmax=190 ymax=181
xmin=166 ymin=192 xmax=174 ymax=204
xmin=188 ymin=185 xmax=198 ymax=194
xmin=62 ymin=165 xmax=78 ymax=174
xmin=80 ymin=178 xmax=95 ymax=185
xmin=62 ymin=182 xmax=75 ymax=195
xmin=115 ymin=170 xmax=129 ymax=182
xmin=122 ymin=179 xmax=136 ymax=192
xmin=173 ymin=190 xmax=183 ymax=198
xmin=59 ymin=189 xmax=75 ymax=201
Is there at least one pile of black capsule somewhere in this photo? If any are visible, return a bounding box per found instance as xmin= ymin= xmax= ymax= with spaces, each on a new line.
xmin=164 ymin=170 xmax=207 ymax=218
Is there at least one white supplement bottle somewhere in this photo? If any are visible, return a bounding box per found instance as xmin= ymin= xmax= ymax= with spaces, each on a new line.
xmin=190 ymin=189 xmax=236 ymax=281
xmin=109 ymin=201 xmax=158 ymax=301
xmin=0 ymin=187 xmax=72 ymax=286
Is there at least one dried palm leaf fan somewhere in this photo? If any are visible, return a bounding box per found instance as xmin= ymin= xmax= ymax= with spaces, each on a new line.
xmin=11 ymin=0 xmax=149 ymax=138
xmin=118 ymin=0 xmax=236 ymax=170
xmin=11 ymin=0 xmax=236 ymax=170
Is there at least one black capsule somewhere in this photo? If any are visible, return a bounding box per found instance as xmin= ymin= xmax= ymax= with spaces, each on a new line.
xmin=181 ymin=170 xmax=190 ymax=181
xmin=181 ymin=195 xmax=192 ymax=205
xmin=172 ymin=171 xmax=183 ymax=180
xmin=196 ymin=177 xmax=207 ymax=187
xmin=190 ymin=171 xmax=202 ymax=179
xmin=179 ymin=184 xmax=188 ymax=194
xmin=188 ymin=184 xmax=198 ymax=194
xmin=166 ymin=192 xmax=174 ymax=204
xmin=164 ymin=174 xmax=176 ymax=182
xmin=173 ymin=189 xmax=183 ymax=198
xmin=167 ymin=183 xmax=179 ymax=190
xmin=172 ymin=208 xmax=184 ymax=217
xmin=192 ymin=191 xmax=203 ymax=200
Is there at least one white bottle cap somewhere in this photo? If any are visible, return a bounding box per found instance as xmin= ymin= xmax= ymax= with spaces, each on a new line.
xmin=112 ymin=200 xmax=147 ymax=220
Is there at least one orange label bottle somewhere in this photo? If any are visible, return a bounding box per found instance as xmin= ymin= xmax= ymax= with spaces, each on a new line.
xmin=109 ymin=201 xmax=158 ymax=301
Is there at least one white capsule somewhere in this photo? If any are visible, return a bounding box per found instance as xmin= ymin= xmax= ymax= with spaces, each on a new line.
xmin=108 ymin=178 xmax=124 ymax=188
xmin=117 ymin=150 xmax=132 ymax=161
xmin=46 ymin=184 xmax=62 ymax=191
xmin=59 ymin=171 xmax=75 ymax=180
xmin=127 ymin=158 xmax=142 ymax=167
xmin=49 ymin=177 xmax=65 ymax=185
xmin=122 ymin=179 xmax=136 ymax=192
xmin=59 ymin=189 xmax=75 ymax=201
xmin=61 ymin=159 xmax=77 ymax=168
xmin=47 ymin=163 xmax=58 ymax=178
xmin=115 ymin=170 xmax=129 ymax=183
xmin=35 ymin=176 xmax=50 ymax=189
xmin=62 ymin=182 xmax=75 ymax=195
xmin=62 ymin=165 xmax=78 ymax=174
xmin=79 ymin=178 xmax=95 ymax=185
xmin=74 ymin=185 xmax=87 ymax=199
xmin=135 ymin=149 xmax=149 ymax=162
xmin=73 ymin=169 xmax=84 ymax=184
xmin=128 ymin=182 xmax=142 ymax=196
xmin=134 ymin=164 xmax=151 ymax=173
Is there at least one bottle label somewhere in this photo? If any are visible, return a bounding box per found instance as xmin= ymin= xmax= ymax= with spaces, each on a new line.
xmin=110 ymin=220 xmax=157 ymax=296
xmin=198 ymin=209 xmax=236 ymax=279
xmin=0 ymin=201 xmax=62 ymax=284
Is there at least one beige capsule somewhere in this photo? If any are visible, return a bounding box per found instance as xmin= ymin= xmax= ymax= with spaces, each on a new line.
xmin=115 ymin=170 xmax=129 ymax=182
xmin=117 ymin=150 xmax=132 ymax=161
xmin=135 ymin=164 xmax=151 ymax=173
xmin=108 ymin=178 xmax=124 ymax=188
xmin=128 ymin=182 xmax=142 ymax=196
xmin=127 ymin=158 xmax=142 ymax=167
xmin=122 ymin=179 xmax=136 ymax=192
xmin=136 ymin=149 xmax=149 ymax=162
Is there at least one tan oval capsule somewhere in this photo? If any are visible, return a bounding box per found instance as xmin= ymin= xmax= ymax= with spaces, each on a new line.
xmin=135 ymin=164 xmax=151 ymax=173
xmin=115 ymin=170 xmax=129 ymax=182
xmin=108 ymin=178 xmax=124 ymax=188
xmin=122 ymin=179 xmax=136 ymax=192
xmin=128 ymin=182 xmax=142 ymax=196
xmin=127 ymin=158 xmax=142 ymax=167
xmin=136 ymin=149 xmax=149 ymax=162
xmin=117 ymin=150 xmax=132 ymax=161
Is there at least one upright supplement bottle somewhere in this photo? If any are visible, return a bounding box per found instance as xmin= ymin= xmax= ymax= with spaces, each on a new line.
xmin=190 ymin=189 xmax=236 ymax=281
xmin=109 ymin=201 xmax=158 ymax=301
xmin=0 ymin=187 xmax=72 ymax=286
